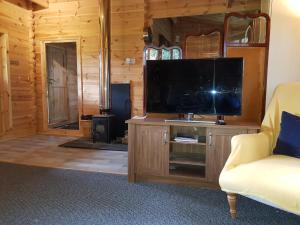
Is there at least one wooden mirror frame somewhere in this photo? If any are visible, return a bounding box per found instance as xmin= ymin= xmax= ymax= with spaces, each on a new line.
xmin=224 ymin=12 xmax=271 ymax=123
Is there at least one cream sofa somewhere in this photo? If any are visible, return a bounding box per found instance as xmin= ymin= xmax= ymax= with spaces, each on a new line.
xmin=219 ymin=82 xmax=300 ymax=218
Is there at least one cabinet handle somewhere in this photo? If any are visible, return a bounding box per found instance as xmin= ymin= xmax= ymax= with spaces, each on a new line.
xmin=163 ymin=130 xmax=168 ymax=145
xmin=208 ymin=132 xmax=212 ymax=146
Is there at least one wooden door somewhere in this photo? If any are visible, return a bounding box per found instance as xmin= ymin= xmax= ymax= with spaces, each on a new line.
xmin=46 ymin=45 xmax=69 ymax=125
xmin=135 ymin=125 xmax=169 ymax=176
xmin=227 ymin=47 xmax=266 ymax=124
xmin=206 ymin=128 xmax=247 ymax=183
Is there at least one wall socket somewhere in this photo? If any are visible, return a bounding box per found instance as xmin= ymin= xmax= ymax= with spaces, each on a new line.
xmin=124 ymin=58 xmax=136 ymax=65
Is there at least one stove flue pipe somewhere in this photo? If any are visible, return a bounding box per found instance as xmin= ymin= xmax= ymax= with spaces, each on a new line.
xmin=98 ymin=0 xmax=111 ymax=114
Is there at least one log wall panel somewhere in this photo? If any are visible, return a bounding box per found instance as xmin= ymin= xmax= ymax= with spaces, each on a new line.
xmin=111 ymin=0 xmax=261 ymax=116
xmin=1 ymin=0 xmax=264 ymax=139
xmin=33 ymin=0 xmax=100 ymax=131
xmin=146 ymin=0 xmax=261 ymax=20
xmin=34 ymin=0 xmax=263 ymax=123
xmin=111 ymin=0 xmax=145 ymax=115
xmin=0 ymin=1 xmax=36 ymax=140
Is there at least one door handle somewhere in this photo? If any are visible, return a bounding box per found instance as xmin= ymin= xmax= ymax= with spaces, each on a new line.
xmin=208 ymin=132 xmax=213 ymax=147
xmin=163 ymin=130 xmax=168 ymax=145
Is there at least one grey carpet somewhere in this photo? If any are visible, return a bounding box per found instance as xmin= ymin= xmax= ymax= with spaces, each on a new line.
xmin=59 ymin=138 xmax=128 ymax=151
xmin=0 ymin=163 xmax=299 ymax=225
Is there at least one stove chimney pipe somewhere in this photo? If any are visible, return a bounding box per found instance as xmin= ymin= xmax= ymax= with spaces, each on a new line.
xmin=98 ymin=0 xmax=111 ymax=114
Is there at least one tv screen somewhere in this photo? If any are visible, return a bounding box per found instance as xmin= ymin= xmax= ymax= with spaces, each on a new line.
xmin=145 ymin=58 xmax=243 ymax=115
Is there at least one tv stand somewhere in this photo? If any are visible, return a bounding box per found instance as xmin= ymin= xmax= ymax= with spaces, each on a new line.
xmin=176 ymin=113 xmax=196 ymax=121
xmin=126 ymin=118 xmax=260 ymax=187
xmin=165 ymin=118 xmax=215 ymax=124
xmin=165 ymin=114 xmax=226 ymax=125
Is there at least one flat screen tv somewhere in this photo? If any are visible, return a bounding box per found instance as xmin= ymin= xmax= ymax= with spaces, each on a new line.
xmin=145 ymin=58 xmax=244 ymax=115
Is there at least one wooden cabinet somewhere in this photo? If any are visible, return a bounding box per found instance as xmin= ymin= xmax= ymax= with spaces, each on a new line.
xmin=127 ymin=119 xmax=259 ymax=187
xmin=135 ymin=125 xmax=169 ymax=177
xmin=206 ymin=128 xmax=247 ymax=183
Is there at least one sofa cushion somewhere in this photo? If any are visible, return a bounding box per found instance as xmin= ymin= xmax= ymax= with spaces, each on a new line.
xmin=219 ymin=155 xmax=300 ymax=215
xmin=273 ymin=111 xmax=300 ymax=158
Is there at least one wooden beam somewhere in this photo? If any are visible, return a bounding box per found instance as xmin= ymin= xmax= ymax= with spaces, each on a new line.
xmin=3 ymin=0 xmax=30 ymax=9
xmin=30 ymin=0 xmax=48 ymax=8
xmin=3 ymin=0 xmax=48 ymax=10
xmin=147 ymin=0 xmax=262 ymax=19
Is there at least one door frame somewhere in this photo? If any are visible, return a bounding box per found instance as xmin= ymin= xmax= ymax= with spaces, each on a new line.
xmin=0 ymin=32 xmax=12 ymax=136
xmin=40 ymin=37 xmax=83 ymax=136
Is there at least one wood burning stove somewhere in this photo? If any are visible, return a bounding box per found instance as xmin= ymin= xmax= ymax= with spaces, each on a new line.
xmin=92 ymin=115 xmax=115 ymax=143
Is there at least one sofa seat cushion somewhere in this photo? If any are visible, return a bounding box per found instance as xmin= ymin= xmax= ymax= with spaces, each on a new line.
xmin=220 ymin=155 xmax=300 ymax=215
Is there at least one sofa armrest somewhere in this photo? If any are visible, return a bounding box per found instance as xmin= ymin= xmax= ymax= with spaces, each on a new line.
xmin=222 ymin=131 xmax=273 ymax=172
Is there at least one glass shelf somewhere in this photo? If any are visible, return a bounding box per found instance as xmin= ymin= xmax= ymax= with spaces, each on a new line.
xmin=169 ymin=140 xmax=206 ymax=146
xmin=169 ymin=125 xmax=207 ymax=178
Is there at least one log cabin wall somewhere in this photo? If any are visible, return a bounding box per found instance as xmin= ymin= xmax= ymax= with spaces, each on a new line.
xmin=110 ymin=0 xmax=145 ymax=116
xmin=0 ymin=0 xmax=265 ymax=139
xmin=149 ymin=1 xmax=262 ymax=122
xmin=0 ymin=1 xmax=36 ymax=139
xmin=145 ymin=0 xmax=262 ymax=21
xmin=34 ymin=0 xmax=264 ymax=126
xmin=34 ymin=0 xmax=146 ymax=125
xmin=33 ymin=0 xmax=101 ymax=132
xmin=111 ymin=0 xmax=262 ymax=117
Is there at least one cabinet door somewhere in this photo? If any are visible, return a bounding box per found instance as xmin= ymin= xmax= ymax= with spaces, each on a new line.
xmin=206 ymin=128 xmax=247 ymax=183
xmin=135 ymin=125 xmax=169 ymax=176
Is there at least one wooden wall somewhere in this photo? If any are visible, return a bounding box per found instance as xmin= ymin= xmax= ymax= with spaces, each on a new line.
xmin=32 ymin=0 xmax=264 ymax=128
xmin=145 ymin=0 xmax=261 ymax=21
xmin=111 ymin=0 xmax=145 ymax=115
xmin=34 ymin=0 xmax=101 ymax=131
xmin=34 ymin=0 xmax=145 ymax=126
xmin=0 ymin=0 xmax=264 ymax=139
xmin=112 ymin=0 xmax=262 ymax=116
xmin=0 ymin=1 xmax=36 ymax=139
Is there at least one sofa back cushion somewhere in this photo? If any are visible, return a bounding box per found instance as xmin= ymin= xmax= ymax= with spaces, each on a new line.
xmin=273 ymin=111 xmax=300 ymax=158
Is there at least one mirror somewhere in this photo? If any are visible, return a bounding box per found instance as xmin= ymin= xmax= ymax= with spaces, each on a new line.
xmin=225 ymin=15 xmax=268 ymax=44
xmin=144 ymin=46 xmax=182 ymax=62
xmin=147 ymin=10 xmax=265 ymax=59
xmin=150 ymin=14 xmax=225 ymax=59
